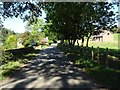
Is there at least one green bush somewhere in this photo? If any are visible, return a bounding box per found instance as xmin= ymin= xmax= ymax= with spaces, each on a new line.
xmin=75 ymin=59 xmax=98 ymax=68
xmin=35 ymin=41 xmax=40 ymax=46
xmin=86 ymin=66 xmax=120 ymax=87
xmin=0 ymin=61 xmax=21 ymax=80
xmin=48 ymin=40 xmax=53 ymax=45
xmin=4 ymin=35 xmax=17 ymax=50
xmin=0 ymin=51 xmax=14 ymax=64
xmin=24 ymin=43 xmax=31 ymax=47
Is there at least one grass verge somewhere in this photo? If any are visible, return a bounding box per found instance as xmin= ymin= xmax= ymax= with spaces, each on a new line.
xmin=0 ymin=47 xmax=41 ymax=81
xmin=57 ymin=43 xmax=120 ymax=88
xmin=85 ymin=66 xmax=120 ymax=88
xmin=0 ymin=61 xmax=21 ymax=81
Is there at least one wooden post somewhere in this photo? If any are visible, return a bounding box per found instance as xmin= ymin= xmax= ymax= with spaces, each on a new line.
xmin=97 ymin=46 xmax=100 ymax=64
xmin=83 ymin=47 xmax=85 ymax=59
xmin=84 ymin=47 xmax=86 ymax=59
xmin=91 ymin=46 xmax=94 ymax=61
xmin=106 ymin=48 xmax=108 ymax=65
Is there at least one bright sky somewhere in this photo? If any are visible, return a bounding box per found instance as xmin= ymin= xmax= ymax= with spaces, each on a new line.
xmin=2 ymin=2 xmax=118 ymax=33
xmin=2 ymin=9 xmax=46 ymax=33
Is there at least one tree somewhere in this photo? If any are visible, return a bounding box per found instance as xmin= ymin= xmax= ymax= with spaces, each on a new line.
xmin=44 ymin=2 xmax=116 ymax=46
xmin=84 ymin=2 xmax=116 ymax=47
xmin=26 ymin=18 xmax=44 ymax=45
xmin=0 ymin=27 xmax=16 ymax=44
xmin=44 ymin=2 xmax=88 ymax=46
xmin=4 ymin=35 xmax=17 ymax=50
xmin=111 ymin=26 xmax=120 ymax=33
xmin=0 ymin=2 xmax=117 ymax=46
xmin=1 ymin=2 xmax=42 ymax=22
xmin=18 ymin=31 xmax=31 ymax=47
xmin=41 ymin=20 xmax=59 ymax=42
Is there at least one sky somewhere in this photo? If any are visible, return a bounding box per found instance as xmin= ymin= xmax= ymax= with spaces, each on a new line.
xmin=2 ymin=2 xmax=119 ymax=33
xmin=2 ymin=9 xmax=46 ymax=33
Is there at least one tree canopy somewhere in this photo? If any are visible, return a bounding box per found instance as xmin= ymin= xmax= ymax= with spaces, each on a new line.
xmin=0 ymin=2 xmax=118 ymax=46
xmin=43 ymin=2 xmax=117 ymax=46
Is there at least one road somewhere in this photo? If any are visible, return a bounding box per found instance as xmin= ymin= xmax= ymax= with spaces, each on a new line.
xmin=0 ymin=44 xmax=100 ymax=89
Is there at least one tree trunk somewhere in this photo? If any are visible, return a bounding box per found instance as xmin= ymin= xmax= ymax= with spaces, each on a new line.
xmin=68 ymin=39 xmax=72 ymax=45
xmin=86 ymin=36 xmax=90 ymax=47
xmin=86 ymin=33 xmax=92 ymax=47
xmin=68 ymin=39 xmax=70 ymax=45
xmin=72 ymin=39 xmax=76 ymax=46
xmin=81 ymin=37 xmax=84 ymax=47
xmin=77 ymin=39 xmax=79 ymax=46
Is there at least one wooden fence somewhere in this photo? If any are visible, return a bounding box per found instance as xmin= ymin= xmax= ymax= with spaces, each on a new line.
xmin=91 ymin=46 xmax=108 ymax=65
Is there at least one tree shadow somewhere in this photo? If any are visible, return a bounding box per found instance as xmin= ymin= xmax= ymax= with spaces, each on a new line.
xmin=0 ymin=47 xmax=102 ymax=89
xmin=57 ymin=44 xmax=120 ymax=88
xmin=58 ymin=44 xmax=120 ymax=69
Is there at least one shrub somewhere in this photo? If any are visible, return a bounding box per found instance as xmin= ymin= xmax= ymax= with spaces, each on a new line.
xmin=0 ymin=51 xmax=14 ymax=64
xmin=75 ymin=59 xmax=98 ymax=68
xmin=4 ymin=35 xmax=17 ymax=50
xmin=0 ymin=61 xmax=21 ymax=77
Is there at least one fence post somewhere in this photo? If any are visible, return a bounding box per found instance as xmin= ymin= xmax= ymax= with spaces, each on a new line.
xmin=91 ymin=46 xmax=94 ymax=61
xmin=82 ymin=46 xmax=85 ymax=59
xmin=97 ymin=46 xmax=100 ymax=64
xmin=84 ymin=47 xmax=86 ymax=60
xmin=106 ymin=47 xmax=108 ymax=65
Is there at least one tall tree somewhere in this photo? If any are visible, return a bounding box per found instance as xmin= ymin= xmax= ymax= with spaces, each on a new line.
xmin=44 ymin=2 xmax=116 ymax=46
xmin=0 ymin=2 xmax=117 ymax=46
xmin=0 ymin=2 xmax=42 ymax=22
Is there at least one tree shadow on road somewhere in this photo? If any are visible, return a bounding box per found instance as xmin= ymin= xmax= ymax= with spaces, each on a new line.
xmin=1 ymin=47 xmax=104 ymax=89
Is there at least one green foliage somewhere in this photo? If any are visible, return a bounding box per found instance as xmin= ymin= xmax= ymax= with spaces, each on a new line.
xmin=58 ymin=43 xmax=120 ymax=69
xmin=18 ymin=31 xmax=41 ymax=47
xmin=44 ymin=2 xmax=116 ymax=46
xmin=4 ymin=35 xmax=17 ymax=50
xmin=47 ymin=40 xmax=53 ymax=45
xmin=42 ymin=21 xmax=59 ymax=42
xmin=0 ymin=51 xmax=14 ymax=64
xmin=1 ymin=2 xmax=42 ymax=22
xmin=113 ymin=33 xmax=119 ymax=41
xmin=0 ymin=61 xmax=21 ymax=80
xmin=58 ymin=44 xmax=120 ymax=87
xmin=0 ymin=27 xmax=16 ymax=45
xmin=111 ymin=27 xmax=120 ymax=33
xmin=26 ymin=18 xmax=43 ymax=43
xmin=75 ymin=59 xmax=98 ymax=68
xmin=1 ymin=2 xmax=117 ymax=46
xmin=18 ymin=31 xmax=31 ymax=47
xmin=0 ymin=47 xmax=40 ymax=81
xmin=86 ymin=66 xmax=120 ymax=88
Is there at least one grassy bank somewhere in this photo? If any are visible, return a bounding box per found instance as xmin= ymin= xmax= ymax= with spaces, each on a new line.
xmin=57 ymin=43 xmax=120 ymax=88
xmin=0 ymin=47 xmax=41 ymax=81
xmin=86 ymin=66 xmax=120 ymax=88
xmin=0 ymin=61 xmax=21 ymax=80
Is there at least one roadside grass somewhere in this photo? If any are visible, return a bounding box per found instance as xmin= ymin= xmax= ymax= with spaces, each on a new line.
xmin=0 ymin=47 xmax=41 ymax=81
xmin=0 ymin=61 xmax=21 ymax=81
xmin=41 ymin=45 xmax=48 ymax=49
xmin=0 ymin=43 xmax=50 ymax=81
xmin=57 ymin=43 xmax=120 ymax=88
xmin=86 ymin=66 xmax=120 ymax=88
